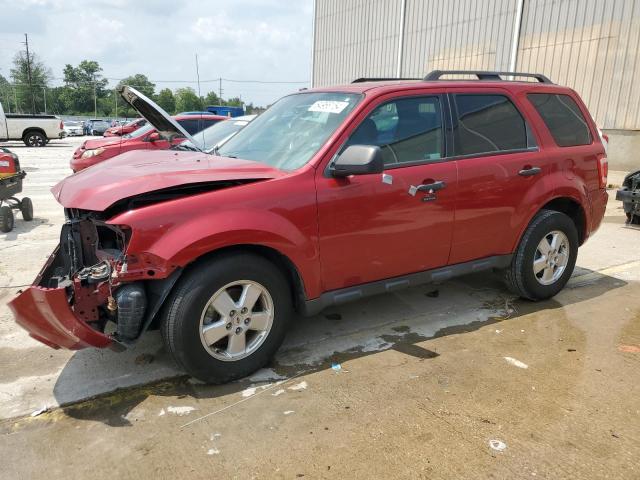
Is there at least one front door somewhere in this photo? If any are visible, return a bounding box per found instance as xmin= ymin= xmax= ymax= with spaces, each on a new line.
xmin=316 ymin=93 xmax=458 ymax=292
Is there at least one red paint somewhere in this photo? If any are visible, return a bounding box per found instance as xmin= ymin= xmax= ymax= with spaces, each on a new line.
xmin=70 ymin=115 xmax=226 ymax=172
xmin=10 ymin=79 xmax=608 ymax=350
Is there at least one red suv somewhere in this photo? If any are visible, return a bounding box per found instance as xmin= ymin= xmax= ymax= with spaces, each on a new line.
xmin=10 ymin=73 xmax=608 ymax=383
xmin=71 ymin=114 xmax=226 ymax=172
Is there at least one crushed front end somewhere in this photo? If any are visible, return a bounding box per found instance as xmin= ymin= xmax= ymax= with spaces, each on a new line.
xmin=8 ymin=210 xmax=145 ymax=350
xmin=616 ymin=170 xmax=640 ymax=225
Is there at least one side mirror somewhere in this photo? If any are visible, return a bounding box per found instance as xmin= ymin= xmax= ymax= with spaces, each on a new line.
xmin=147 ymin=131 xmax=161 ymax=142
xmin=331 ymin=145 xmax=384 ymax=177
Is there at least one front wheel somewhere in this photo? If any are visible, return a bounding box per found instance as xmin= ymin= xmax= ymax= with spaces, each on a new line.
xmin=161 ymin=253 xmax=293 ymax=383
xmin=504 ymin=210 xmax=578 ymax=300
xmin=20 ymin=197 xmax=33 ymax=221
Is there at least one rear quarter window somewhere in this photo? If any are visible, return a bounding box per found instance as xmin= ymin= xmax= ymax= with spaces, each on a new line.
xmin=527 ymin=93 xmax=592 ymax=147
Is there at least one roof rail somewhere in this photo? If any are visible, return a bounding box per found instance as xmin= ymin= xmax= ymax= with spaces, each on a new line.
xmin=424 ymin=70 xmax=553 ymax=84
xmin=351 ymin=77 xmax=421 ymax=83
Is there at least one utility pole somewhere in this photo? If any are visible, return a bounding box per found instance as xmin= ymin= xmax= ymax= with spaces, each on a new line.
xmin=42 ymin=86 xmax=46 ymax=113
xmin=219 ymin=78 xmax=223 ymax=103
xmin=93 ymin=82 xmax=97 ymax=118
xmin=114 ymin=89 xmax=118 ymax=118
xmin=23 ymin=33 xmax=36 ymax=114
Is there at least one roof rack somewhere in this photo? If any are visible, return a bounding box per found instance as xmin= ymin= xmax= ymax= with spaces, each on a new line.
xmin=424 ymin=70 xmax=553 ymax=84
xmin=351 ymin=77 xmax=421 ymax=83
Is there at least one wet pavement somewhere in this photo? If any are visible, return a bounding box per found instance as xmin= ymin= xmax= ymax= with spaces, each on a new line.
xmin=0 ymin=138 xmax=639 ymax=479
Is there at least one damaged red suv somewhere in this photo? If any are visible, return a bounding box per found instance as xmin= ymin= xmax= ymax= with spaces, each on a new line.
xmin=10 ymin=72 xmax=608 ymax=383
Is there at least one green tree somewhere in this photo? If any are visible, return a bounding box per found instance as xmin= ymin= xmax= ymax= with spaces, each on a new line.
xmin=156 ymin=88 xmax=176 ymax=114
xmin=9 ymin=51 xmax=51 ymax=113
xmin=0 ymin=74 xmax=13 ymax=113
xmin=174 ymin=87 xmax=202 ymax=112
xmin=117 ymin=74 xmax=155 ymax=98
xmin=224 ymin=96 xmax=243 ymax=107
xmin=203 ymin=90 xmax=220 ymax=107
xmin=62 ymin=60 xmax=108 ymax=114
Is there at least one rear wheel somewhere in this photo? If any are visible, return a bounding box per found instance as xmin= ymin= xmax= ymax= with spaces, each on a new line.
xmin=504 ymin=209 xmax=578 ymax=300
xmin=23 ymin=131 xmax=46 ymax=147
xmin=0 ymin=206 xmax=14 ymax=232
xmin=161 ymin=252 xmax=293 ymax=383
xmin=20 ymin=197 xmax=33 ymax=221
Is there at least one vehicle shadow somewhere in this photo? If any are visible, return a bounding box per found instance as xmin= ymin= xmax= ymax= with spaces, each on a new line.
xmin=1 ymin=217 xmax=50 ymax=240
xmin=53 ymin=267 xmax=627 ymax=426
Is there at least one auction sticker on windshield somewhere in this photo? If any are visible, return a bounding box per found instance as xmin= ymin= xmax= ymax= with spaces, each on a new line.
xmin=308 ymin=100 xmax=350 ymax=114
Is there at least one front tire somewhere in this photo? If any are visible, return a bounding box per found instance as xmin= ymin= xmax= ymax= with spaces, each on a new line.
xmin=504 ymin=210 xmax=578 ymax=300
xmin=0 ymin=206 xmax=14 ymax=232
xmin=20 ymin=197 xmax=33 ymax=221
xmin=161 ymin=253 xmax=293 ymax=383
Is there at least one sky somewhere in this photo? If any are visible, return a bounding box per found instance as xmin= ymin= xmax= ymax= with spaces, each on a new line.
xmin=0 ymin=0 xmax=313 ymax=106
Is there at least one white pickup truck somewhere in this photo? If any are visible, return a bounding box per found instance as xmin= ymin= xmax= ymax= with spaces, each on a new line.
xmin=0 ymin=101 xmax=65 ymax=147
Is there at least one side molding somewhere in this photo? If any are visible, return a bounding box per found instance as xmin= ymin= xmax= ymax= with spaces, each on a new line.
xmin=301 ymin=254 xmax=513 ymax=316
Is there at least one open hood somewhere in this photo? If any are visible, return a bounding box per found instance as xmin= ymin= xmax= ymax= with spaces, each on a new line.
xmin=52 ymin=149 xmax=284 ymax=211
xmin=118 ymin=85 xmax=198 ymax=147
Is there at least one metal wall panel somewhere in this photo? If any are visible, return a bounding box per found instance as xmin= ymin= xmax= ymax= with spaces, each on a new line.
xmin=516 ymin=0 xmax=640 ymax=129
xmin=313 ymin=0 xmax=640 ymax=129
xmin=401 ymin=0 xmax=519 ymax=76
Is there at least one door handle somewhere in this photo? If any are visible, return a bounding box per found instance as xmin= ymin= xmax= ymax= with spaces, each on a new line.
xmin=408 ymin=180 xmax=446 ymax=196
xmin=518 ymin=166 xmax=541 ymax=177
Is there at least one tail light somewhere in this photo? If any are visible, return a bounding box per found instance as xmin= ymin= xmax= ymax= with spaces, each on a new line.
xmin=601 ymin=133 xmax=609 ymax=144
xmin=597 ymin=155 xmax=608 ymax=189
xmin=59 ymin=121 xmax=64 ymax=130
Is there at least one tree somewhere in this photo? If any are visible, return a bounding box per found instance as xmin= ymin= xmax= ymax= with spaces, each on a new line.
xmin=203 ymin=90 xmax=220 ymax=107
xmin=0 ymin=74 xmax=12 ymax=113
xmin=174 ymin=87 xmax=202 ymax=112
xmin=62 ymin=60 xmax=108 ymax=114
xmin=225 ymin=96 xmax=243 ymax=107
xmin=9 ymin=51 xmax=51 ymax=113
xmin=156 ymin=88 xmax=176 ymax=114
xmin=117 ymin=74 xmax=155 ymax=98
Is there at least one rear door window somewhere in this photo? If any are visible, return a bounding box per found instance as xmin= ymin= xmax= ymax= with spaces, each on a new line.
xmin=453 ymin=94 xmax=531 ymax=156
xmin=178 ymin=119 xmax=200 ymax=134
xmin=527 ymin=93 xmax=592 ymax=147
xmin=346 ymin=96 xmax=444 ymax=166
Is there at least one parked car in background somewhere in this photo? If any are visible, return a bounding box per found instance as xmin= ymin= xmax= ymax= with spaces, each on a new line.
xmin=616 ymin=169 xmax=640 ymax=224
xmin=189 ymin=114 xmax=256 ymax=152
xmin=63 ymin=121 xmax=84 ymax=137
xmin=71 ymin=113 xmax=225 ymax=171
xmin=86 ymin=120 xmax=111 ymax=136
xmin=9 ymin=75 xmax=608 ymax=384
xmin=104 ymin=118 xmax=147 ymax=137
xmin=0 ymin=101 xmax=65 ymax=147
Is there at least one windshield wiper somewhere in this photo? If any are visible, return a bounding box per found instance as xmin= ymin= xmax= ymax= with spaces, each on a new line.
xmin=172 ymin=142 xmax=201 ymax=152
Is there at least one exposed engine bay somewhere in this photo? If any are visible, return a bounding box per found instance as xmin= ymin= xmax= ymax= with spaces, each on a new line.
xmin=36 ymin=210 xmax=150 ymax=343
xmin=616 ymin=170 xmax=640 ymax=225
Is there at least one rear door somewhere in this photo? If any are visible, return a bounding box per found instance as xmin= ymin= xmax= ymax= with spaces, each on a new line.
xmin=316 ymin=92 xmax=458 ymax=291
xmin=447 ymin=88 xmax=552 ymax=264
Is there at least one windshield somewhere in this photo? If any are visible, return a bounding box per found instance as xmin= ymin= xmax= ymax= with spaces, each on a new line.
xmin=192 ymin=118 xmax=251 ymax=151
xmin=124 ymin=123 xmax=154 ymax=139
xmin=218 ymin=92 xmax=361 ymax=170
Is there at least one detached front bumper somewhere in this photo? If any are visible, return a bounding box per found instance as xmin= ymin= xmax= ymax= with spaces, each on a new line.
xmin=9 ymin=286 xmax=113 ymax=350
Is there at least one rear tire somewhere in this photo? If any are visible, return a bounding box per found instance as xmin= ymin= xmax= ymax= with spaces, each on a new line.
xmin=504 ymin=209 xmax=578 ymax=300
xmin=0 ymin=206 xmax=14 ymax=232
xmin=161 ymin=252 xmax=293 ymax=383
xmin=23 ymin=131 xmax=46 ymax=147
xmin=20 ymin=197 xmax=33 ymax=221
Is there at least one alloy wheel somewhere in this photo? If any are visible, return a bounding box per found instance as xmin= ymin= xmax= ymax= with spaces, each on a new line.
xmin=199 ymin=280 xmax=274 ymax=361
xmin=533 ymin=230 xmax=570 ymax=285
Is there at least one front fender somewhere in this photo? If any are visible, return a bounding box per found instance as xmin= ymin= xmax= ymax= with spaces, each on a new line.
xmin=108 ymin=177 xmax=321 ymax=298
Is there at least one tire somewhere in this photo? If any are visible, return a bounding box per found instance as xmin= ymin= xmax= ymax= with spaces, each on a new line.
xmin=20 ymin=197 xmax=33 ymax=221
xmin=23 ymin=131 xmax=46 ymax=147
xmin=161 ymin=252 xmax=293 ymax=383
xmin=0 ymin=206 xmax=14 ymax=233
xmin=504 ymin=209 xmax=578 ymax=301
